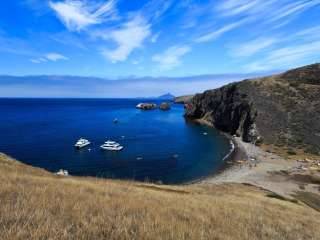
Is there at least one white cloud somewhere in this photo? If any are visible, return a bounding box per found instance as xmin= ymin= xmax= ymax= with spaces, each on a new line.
xmin=216 ymin=0 xmax=263 ymax=17
xmin=152 ymin=45 xmax=191 ymax=70
xmin=49 ymin=0 xmax=117 ymax=31
xmin=231 ymin=37 xmax=278 ymax=57
xmin=151 ymin=32 xmax=161 ymax=43
xmin=45 ymin=53 xmax=69 ymax=61
xmin=29 ymin=59 xmax=42 ymax=64
xmin=195 ymin=20 xmax=247 ymax=43
xmin=216 ymin=0 xmax=320 ymax=26
xmin=266 ymin=0 xmax=320 ymax=24
xmin=30 ymin=53 xmax=69 ymax=63
xmin=101 ymin=16 xmax=151 ymax=63
xmin=294 ymin=26 xmax=320 ymax=42
xmin=244 ymin=41 xmax=320 ymax=71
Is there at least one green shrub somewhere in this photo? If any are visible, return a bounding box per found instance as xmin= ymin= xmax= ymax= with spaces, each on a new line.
xmin=287 ymin=149 xmax=297 ymax=155
xmin=305 ymin=146 xmax=320 ymax=156
xmin=289 ymin=81 xmax=300 ymax=88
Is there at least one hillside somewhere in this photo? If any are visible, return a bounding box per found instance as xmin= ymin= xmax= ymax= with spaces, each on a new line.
xmin=174 ymin=94 xmax=194 ymax=104
xmin=0 ymin=153 xmax=320 ymax=240
xmin=185 ymin=63 xmax=320 ymax=155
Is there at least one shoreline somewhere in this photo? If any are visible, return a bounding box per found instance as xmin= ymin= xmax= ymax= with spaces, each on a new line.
xmin=184 ymin=118 xmax=248 ymax=185
xmin=190 ymin=118 xmax=320 ymax=201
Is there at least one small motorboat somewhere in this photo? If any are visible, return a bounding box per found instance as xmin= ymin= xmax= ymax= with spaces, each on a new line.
xmin=75 ymin=138 xmax=91 ymax=149
xmin=113 ymin=118 xmax=119 ymax=123
xmin=100 ymin=140 xmax=124 ymax=151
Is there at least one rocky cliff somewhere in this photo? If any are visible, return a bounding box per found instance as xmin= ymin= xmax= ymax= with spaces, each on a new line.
xmin=185 ymin=63 xmax=320 ymax=154
xmin=174 ymin=95 xmax=194 ymax=104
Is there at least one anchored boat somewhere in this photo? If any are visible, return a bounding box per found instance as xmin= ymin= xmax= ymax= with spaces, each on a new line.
xmin=75 ymin=138 xmax=91 ymax=149
xmin=100 ymin=140 xmax=124 ymax=151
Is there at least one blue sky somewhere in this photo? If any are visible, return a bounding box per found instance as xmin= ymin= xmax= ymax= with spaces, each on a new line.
xmin=0 ymin=0 xmax=320 ymax=97
xmin=1 ymin=0 xmax=320 ymax=77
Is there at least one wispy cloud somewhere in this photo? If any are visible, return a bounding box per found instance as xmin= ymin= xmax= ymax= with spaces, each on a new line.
xmin=195 ymin=20 xmax=247 ymax=43
xmin=49 ymin=0 xmax=118 ymax=31
xmin=152 ymin=45 xmax=191 ymax=70
xmin=231 ymin=37 xmax=278 ymax=57
xmin=266 ymin=0 xmax=320 ymax=24
xmin=245 ymin=41 xmax=320 ymax=71
xmin=100 ymin=16 xmax=151 ymax=63
xmin=141 ymin=0 xmax=174 ymax=24
xmin=46 ymin=53 xmax=69 ymax=61
xmin=216 ymin=0 xmax=320 ymax=25
xmin=30 ymin=53 xmax=69 ymax=64
xmin=151 ymin=32 xmax=161 ymax=43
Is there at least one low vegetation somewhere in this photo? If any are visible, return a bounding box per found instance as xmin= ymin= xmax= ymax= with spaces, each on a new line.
xmin=0 ymin=153 xmax=320 ymax=240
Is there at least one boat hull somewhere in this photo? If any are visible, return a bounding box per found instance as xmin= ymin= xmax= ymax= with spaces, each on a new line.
xmin=75 ymin=142 xmax=91 ymax=149
xmin=100 ymin=146 xmax=124 ymax=151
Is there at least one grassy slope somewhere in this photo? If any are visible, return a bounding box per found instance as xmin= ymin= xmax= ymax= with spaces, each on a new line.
xmin=0 ymin=153 xmax=319 ymax=240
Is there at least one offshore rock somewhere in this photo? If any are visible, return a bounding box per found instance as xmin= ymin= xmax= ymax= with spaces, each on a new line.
xmin=159 ymin=102 xmax=171 ymax=111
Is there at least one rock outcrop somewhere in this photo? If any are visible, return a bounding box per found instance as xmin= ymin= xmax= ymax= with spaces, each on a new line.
xmin=160 ymin=102 xmax=171 ymax=110
xmin=185 ymin=63 xmax=320 ymax=154
xmin=136 ymin=103 xmax=157 ymax=110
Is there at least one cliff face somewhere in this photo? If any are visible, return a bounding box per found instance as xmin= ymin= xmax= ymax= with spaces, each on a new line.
xmin=185 ymin=64 xmax=320 ymax=153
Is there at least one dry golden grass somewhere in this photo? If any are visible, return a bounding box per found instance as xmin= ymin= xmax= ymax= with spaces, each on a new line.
xmin=0 ymin=153 xmax=319 ymax=240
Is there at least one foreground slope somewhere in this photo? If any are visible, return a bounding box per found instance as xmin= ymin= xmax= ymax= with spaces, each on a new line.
xmin=0 ymin=153 xmax=319 ymax=240
xmin=185 ymin=63 xmax=320 ymax=154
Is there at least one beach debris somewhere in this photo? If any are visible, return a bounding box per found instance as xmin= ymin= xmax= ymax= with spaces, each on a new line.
xmin=55 ymin=169 xmax=69 ymax=176
xmin=173 ymin=154 xmax=179 ymax=159
xmin=137 ymin=157 xmax=143 ymax=160
xmin=236 ymin=160 xmax=246 ymax=164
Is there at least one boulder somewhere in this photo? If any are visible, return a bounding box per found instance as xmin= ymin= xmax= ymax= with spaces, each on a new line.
xmin=160 ymin=102 xmax=171 ymax=111
xmin=136 ymin=103 xmax=157 ymax=110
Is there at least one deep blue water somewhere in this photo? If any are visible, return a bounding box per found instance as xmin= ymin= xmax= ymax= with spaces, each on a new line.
xmin=0 ymin=98 xmax=231 ymax=184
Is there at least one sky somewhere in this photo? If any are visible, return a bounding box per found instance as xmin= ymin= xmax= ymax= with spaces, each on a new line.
xmin=0 ymin=0 xmax=320 ymax=97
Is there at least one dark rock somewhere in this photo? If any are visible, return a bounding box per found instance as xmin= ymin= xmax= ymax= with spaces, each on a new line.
xmin=185 ymin=63 xmax=320 ymax=150
xmin=159 ymin=102 xmax=171 ymax=111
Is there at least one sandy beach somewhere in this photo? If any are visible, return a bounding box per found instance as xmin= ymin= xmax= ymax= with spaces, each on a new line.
xmin=200 ymin=136 xmax=320 ymax=199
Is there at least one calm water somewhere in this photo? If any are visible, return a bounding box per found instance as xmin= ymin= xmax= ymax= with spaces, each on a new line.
xmin=0 ymin=98 xmax=231 ymax=184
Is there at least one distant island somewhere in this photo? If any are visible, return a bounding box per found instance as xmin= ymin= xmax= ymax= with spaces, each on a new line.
xmin=157 ymin=93 xmax=175 ymax=100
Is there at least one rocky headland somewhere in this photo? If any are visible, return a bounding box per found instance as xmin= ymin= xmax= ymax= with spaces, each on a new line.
xmin=183 ymin=63 xmax=320 ymax=205
xmin=185 ymin=63 xmax=320 ymax=155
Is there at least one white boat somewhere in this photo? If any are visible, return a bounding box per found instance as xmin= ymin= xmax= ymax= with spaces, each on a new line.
xmin=55 ymin=169 xmax=69 ymax=176
xmin=75 ymin=138 xmax=91 ymax=149
xmin=100 ymin=140 xmax=124 ymax=151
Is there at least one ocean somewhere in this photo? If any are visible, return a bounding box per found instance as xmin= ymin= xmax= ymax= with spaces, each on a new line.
xmin=0 ymin=98 xmax=231 ymax=184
